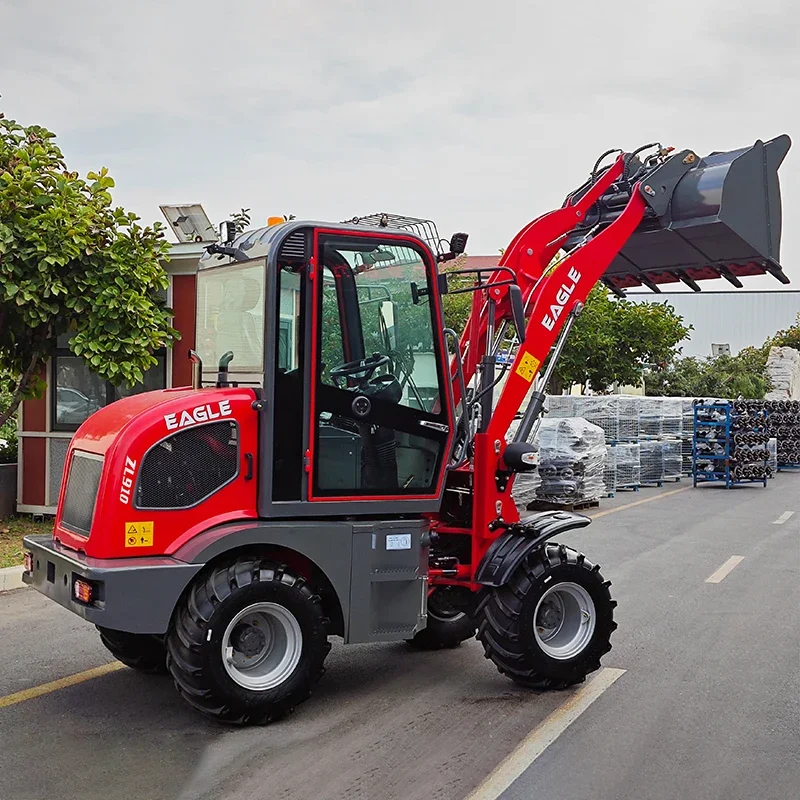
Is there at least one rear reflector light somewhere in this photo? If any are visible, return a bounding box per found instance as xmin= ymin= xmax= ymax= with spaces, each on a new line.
xmin=24 ymin=552 xmax=33 ymax=573
xmin=73 ymin=578 xmax=95 ymax=605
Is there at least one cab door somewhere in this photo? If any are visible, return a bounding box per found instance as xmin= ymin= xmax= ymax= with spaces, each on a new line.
xmin=309 ymin=232 xmax=453 ymax=502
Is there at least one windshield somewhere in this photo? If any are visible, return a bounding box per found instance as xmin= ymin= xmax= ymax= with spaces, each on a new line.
xmin=196 ymin=260 xmax=265 ymax=373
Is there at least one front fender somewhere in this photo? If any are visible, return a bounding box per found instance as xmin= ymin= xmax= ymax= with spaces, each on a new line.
xmin=475 ymin=511 xmax=592 ymax=587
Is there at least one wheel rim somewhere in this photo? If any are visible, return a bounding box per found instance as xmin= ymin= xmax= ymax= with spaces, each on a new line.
xmin=221 ymin=602 xmax=303 ymax=691
xmin=533 ymin=582 xmax=596 ymax=661
xmin=427 ymin=589 xmax=466 ymax=623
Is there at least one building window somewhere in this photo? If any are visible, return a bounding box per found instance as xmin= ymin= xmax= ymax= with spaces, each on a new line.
xmin=52 ymin=334 xmax=167 ymax=431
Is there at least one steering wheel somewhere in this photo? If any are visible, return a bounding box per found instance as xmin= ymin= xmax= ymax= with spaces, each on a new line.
xmin=329 ymin=353 xmax=391 ymax=387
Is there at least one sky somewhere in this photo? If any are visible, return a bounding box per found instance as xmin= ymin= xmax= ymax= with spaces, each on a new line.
xmin=1 ymin=0 xmax=799 ymax=293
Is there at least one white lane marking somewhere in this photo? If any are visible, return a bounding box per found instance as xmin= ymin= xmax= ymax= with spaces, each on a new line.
xmin=705 ymin=556 xmax=745 ymax=584
xmin=463 ymin=667 xmax=626 ymax=800
xmin=773 ymin=511 xmax=795 ymax=525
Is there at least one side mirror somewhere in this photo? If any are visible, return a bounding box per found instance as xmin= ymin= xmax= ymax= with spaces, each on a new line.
xmin=450 ymin=232 xmax=469 ymax=255
xmin=219 ymin=221 xmax=236 ymax=244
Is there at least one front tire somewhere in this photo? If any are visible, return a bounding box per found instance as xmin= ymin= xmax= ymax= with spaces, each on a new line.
xmin=476 ymin=544 xmax=616 ymax=689
xmin=166 ymin=558 xmax=330 ymax=725
xmin=97 ymin=627 xmax=168 ymax=674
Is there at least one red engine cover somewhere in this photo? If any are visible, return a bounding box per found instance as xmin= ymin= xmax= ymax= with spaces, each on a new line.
xmin=54 ymin=387 xmax=259 ymax=559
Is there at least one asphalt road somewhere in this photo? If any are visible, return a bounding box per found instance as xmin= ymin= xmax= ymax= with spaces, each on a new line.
xmin=0 ymin=476 xmax=798 ymax=800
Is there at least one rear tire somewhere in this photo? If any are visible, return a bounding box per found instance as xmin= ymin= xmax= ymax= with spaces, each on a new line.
xmin=96 ymin=627 xmax=168 ymax=674
xmin=407 ymin=586 xmax=477 ymax=650
xmin=165 ymin=557 xmax=330 ymax=725
xmin=476 ymin=543 xmax=616 ymax=689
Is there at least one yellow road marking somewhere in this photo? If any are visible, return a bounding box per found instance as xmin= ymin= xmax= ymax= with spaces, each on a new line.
xmin=589 ymin=485 xmax=691 ymax=520
xmin=463 ymin=667 xmax=627 ymax=800
xmin=705 ymin=555 xmax=745 ymax=584
xmin=0 ymin=661 xmax=125 ymax=710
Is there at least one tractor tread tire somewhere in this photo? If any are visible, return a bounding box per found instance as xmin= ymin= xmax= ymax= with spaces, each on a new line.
xmin=96 ymin=627 xmax=169 ymax=674
xmin=476 ymin=544 xmax=616 ymax=690
xmin=165 ymin=557 xmax=330 ymax=726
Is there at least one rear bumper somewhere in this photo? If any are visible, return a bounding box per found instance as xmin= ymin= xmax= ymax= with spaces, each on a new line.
xmin=22 ymin=535 xmax=202 ymax=635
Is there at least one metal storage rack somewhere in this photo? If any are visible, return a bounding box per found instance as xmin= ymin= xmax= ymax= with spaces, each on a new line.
xmin=692 ymin=403 xmax=768 ymax=489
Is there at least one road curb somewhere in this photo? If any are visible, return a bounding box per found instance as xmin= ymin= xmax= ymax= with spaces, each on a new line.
xmin=0 ymin=565 xmax=25 ymax=593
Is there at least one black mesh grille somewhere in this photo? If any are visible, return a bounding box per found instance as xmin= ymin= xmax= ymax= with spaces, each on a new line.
xmin=136 ymin=421 xmax=238 ymax=509
xmin=61 ymin=452 xmax=103 ymax=536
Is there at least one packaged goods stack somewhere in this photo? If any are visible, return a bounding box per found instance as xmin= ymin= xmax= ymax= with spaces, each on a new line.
xmin=693 ymin=401 xmax=769 ymax=488
xmin=639 ymin=439 xmax=665 ymax=485
xmin=662 ymin=439 xmax=682 ymax=480
xmin=661 ymin=398 xmax=683 ymax=438
xmin=766 ymin=399 xmax=800 ymax=470
xmin=615 ymin=443 xmax=641 ymax=488
xmin=680 ymin=398 xmax=696 ymax=475
xmin=572 ymin=396 xmax=619 ymax=442
xmin=617 ymin=396 xmax=640 ymax=441
xmin=528 ymin=418 xmax=607 ymax=509
xmin=768 ymin=437 xmax=778 ymax=477
xmin=544 ymin=395 xmax=575 ymax=418
xmin=603 ymin=445 xmax=616 ymax=496
xmin=638 ymin=397 xmax=663 ymax=439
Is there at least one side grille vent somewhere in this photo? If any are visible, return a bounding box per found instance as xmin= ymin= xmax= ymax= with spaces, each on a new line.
xmin=136 ymin=421 xmax=239 ymax=509
xmin=278 ymin=231 xmax=307 ymax=264
xmin=61 ymin=452 xmax=103 ymax=536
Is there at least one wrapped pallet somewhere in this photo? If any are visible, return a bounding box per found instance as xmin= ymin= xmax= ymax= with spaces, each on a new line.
xmin=603 ymin=444 xmax=616 ymax=495
xmin=639 ymin=397 xmax=663 ymax=438
xmin=765 ymin=346 xmax=800 ymax=401
xmin=615 ymin=442 xmax=641 ymax=488
xmin=640 ymin=440 xmax=665 ymax=484
xmin=617 ymin=395 xmax=640 ymax=441
xmin=662 ymin=439 xmax=682 ymax=479
xmin=661 ymin=398 xmax=683 ymax=438
xmin=544 ymin=395 xmax=576 ymax=418
xmin=531 ymin=417 xmax=607 ymax=506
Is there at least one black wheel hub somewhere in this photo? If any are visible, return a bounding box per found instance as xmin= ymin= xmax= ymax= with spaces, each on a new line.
xmin=231 ymin=622 xmax=267 ymax=657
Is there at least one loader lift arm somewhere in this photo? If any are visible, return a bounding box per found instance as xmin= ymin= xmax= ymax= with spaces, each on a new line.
xmin=431 ymin=135 xmax=791 ymax=589
xmin=432 ymin=151 xmax=650 ymax=588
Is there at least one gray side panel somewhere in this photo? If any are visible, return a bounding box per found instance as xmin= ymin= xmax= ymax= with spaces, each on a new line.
xmin=175 ymin=520 xmax=354 ymax=638
xmin=347 ymin=519 xmax=429 ymax=644
xmin=22 ymin=535 xmax=201 ymax=635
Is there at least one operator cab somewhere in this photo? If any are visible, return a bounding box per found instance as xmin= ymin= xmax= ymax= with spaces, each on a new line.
xmin=196 ymin=220 xmax=455 ymax=516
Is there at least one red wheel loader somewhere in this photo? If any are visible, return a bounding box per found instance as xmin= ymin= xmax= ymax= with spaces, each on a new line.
xmin=23 ymin=136 xmax=791 ymax=723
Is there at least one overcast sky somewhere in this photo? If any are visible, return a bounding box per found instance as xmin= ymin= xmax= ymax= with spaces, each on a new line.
xmin=1 ymin=0 xmax=798 ymax=293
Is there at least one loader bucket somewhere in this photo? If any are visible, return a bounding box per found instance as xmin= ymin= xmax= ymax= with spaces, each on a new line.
xmin=600 ymin=135 xmax=792 ymax=292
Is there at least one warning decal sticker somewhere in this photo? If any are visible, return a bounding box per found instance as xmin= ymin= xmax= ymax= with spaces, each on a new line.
xmin=515 ymin=352 xmax=541 ymax=383
xmin=125 ymin=522 xmax=154 ymax=548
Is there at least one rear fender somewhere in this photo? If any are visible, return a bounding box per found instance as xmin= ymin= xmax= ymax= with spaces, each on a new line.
xmin=475 ymin=511 xmax=591 ymax=587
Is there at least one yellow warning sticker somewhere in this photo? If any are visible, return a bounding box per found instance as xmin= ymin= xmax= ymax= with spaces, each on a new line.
xmin=125 ymin=522 xmax=154 ymax=548
xmin=515 ymin=352 xmax=541 ymax=383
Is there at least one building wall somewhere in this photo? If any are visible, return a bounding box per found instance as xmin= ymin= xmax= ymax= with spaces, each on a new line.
xmin=17 ymin=263 xmax=199 ymax=515
xmin=627 ymin=291 xmax=800 ymax=358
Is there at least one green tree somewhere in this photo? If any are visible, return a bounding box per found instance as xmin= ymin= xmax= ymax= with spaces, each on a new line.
xmin=438 ymin=255 xmax=474 ymax=335
xmin=0 ymin=113 xmax=178 ymax=429
xmin=645 ymin=313 xmax=800 ymax=400
xmin=645 ymin=349 xmax=771 ymax=399
xmin=0 ymin=370 xmax=17 ymax=464
xmin=550 ymin=287 xmax=691 ymax=393
xmin=766 ymin=312 xmax=800 ymax=350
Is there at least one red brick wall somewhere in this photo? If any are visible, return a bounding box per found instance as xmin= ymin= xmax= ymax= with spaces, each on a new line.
xmin=21 ymin=365 xmax=47 ymax=432
xmin=21 ymin=438 xmax=46 ymax=506
xmin=171 ymin=274 xmax=197 ymax=388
